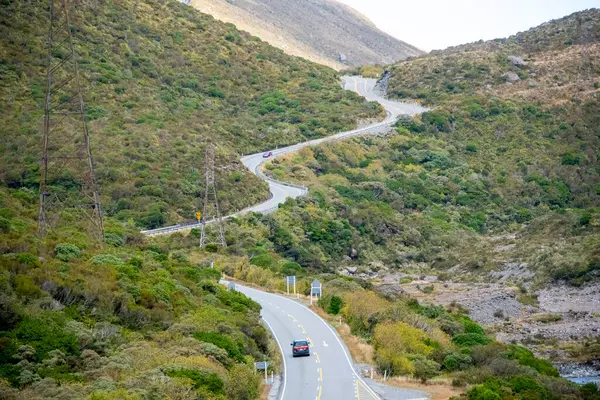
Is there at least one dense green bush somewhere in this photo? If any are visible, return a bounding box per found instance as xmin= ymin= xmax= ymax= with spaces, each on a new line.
xmin=165 ymin=368 xmax=224 ymax=394
xmin=90 ymin=254 xmax=124 ymax=266
xmin=12 ymin=315 xmax=80 ymax=362
xmin=193 ymin=332 xmax=245 ymax=362
xmin=54 ymin=244 xmax=81 ymax=262
xmin=505 ymin=345 xmax=559 ymax=377
xmin=327 ymin=295 xmax=343 ymax=315
xmin=453 ymin=333 xmax=491 ymax=347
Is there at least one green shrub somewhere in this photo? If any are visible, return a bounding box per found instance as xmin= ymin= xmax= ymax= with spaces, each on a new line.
xmin=463 ymin=319 xmax=485 ymax=335
xmin=226 ymin=364 xmax=260 ymax=400
xmin=166 ymin=368 xmax=224 ymax=394
xmin=467 ymin=385 xmax=501 ymax=400
xmin=421 ymin=304 xmax=445 ymax=318
xmin=580 ymin=382 xmax=598 ymax=398
xmin=128 ymin=257 xmax=143 ymax=268
xmin=183 ymin=267 xmax=221 ymax=282
xmin=579 ymin=213 xmax=592 ymax=226
xmin=443 ymin=353 xmax=473 ymax=372
xmin=505 ymin=345 xmax=559 ymax=377
xmin=16 ymin=253 xmax=39 ymax=267
xmin=327 ymin=295 xmax=343 ymax=315
xmin=13 ymin=315 xmax=79 ymax=361
xmin=249 ymin=253 xmax=276 ymax=269
xmin=115 ymin=264 xmax=140 ymax=280
xmin=13 ymin=275 xmax=41 ymax=298
xmin=280 ymin=261 xmax=304 ymax=276
xmin=205 ymin=244 xmax=219 ymax=253
xmin=453 ymin=333 xmax=491 ymax=347
xmin=561 ymin=152 xmax=584 ymax=166
xmin=104 ymin=232 xmax=125 ymax=247
xmin=438 ymin=314 xmax=465 ymax=336
xmin=90 ymin=254 xmax=124 ymax=266
xmin=509 ymin=376 xmax=549 ymax=397
xmin=0 ymin=217 xmax=10 ymax=233
xmin=193 ymin=332 xmax=244 ymax=362
xmin=54 ymin=244 xmax=81 ymax=262
xmin=413 ymin=358 xmax=440 ymax=383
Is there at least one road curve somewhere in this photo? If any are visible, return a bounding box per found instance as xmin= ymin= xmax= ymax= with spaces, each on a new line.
xmin=224 ymin=281 xmax=429 ymax=400
xmin=141 ymin=76 xmax=428 ymax=236
xmin=229 ymin=282 xmax=376 ymax=400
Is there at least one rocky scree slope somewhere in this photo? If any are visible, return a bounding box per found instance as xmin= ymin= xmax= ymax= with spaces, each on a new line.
xmin=189 ymin=0 xmax=423 ymax=69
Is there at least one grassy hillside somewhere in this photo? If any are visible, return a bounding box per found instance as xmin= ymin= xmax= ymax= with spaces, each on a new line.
xmin=0 ymin=0 xmax=383 ymax=230
xmin=0 ymin=1 xmax=383 ymax=397
xmin=255 ymin=9 xmax=600 ymax=287
xmin=0 ymin=187 xmax=276 ymax=399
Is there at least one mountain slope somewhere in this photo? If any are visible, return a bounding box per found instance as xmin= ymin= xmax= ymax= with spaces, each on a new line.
xmin=0 ymin=0 xmax=383 ymax=230
xmin=256 ymin=9 xmax=600 ymax=377
xmin=189 ymin=0 xmax=423 ymax=69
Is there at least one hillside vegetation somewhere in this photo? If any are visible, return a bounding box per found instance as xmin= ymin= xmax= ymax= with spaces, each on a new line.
xmin=190 ymin=0 xmax=423 ymax=69
xmin=153 ymin=228 xmax=599 ymax=400
xmin=267 ymin=9 xmax=600 ymax=287
xmin=0 ymin=187 xmax=275 ymax=399
xmin=1 ymin=2 xmax=599 ymax=400
xmin=0 ymin=0 xmax=383 ymax=230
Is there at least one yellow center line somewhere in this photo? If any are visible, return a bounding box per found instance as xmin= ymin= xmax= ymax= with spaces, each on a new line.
xmin=319 ymin=367 xmax=323 ymax=381
xmin=356 ymin=380 xmax=361 ymax=400
xmin=314 ymin=352 xmax=321 ymax=363
xmin=317 ymin=385 xmax=322 ymax=400
xmin=299 ymin=324 xmax=307 ymax=334
xmin=357 ymin=379 xmax=377 ymax=400
xmin=307 ymin=336 xmax=312 ymax=345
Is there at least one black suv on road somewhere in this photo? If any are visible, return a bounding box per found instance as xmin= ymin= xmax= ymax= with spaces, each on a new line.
xmin=291 ymin=340 xmax=310 ymax=357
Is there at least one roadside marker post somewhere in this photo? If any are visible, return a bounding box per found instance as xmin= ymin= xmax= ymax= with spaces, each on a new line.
xmin=310 ymin=280 xmax=322 ymax=305
xmin=286 ymin=276 xmax=296 ymax=296
xmin=254 ymin=361 xmax=268 ymax=384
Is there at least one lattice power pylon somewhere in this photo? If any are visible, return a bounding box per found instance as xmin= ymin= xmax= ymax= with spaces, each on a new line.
xmin=38 ymin=0 xmax=104 ymax=239
xmin=200 ymin=143 xmax=227 ymax=248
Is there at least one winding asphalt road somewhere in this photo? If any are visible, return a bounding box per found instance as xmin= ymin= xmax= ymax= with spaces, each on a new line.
xmin=141 ymin=76 xmax=428 ymax=235
xmin=224 ymin=281 xmax=429 ymax=400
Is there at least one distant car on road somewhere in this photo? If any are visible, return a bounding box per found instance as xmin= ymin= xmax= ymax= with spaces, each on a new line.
xmin=291 ymin=339 xmax=310 ymax=357
xmin=263 ymin=151 xmax=273 ymax=158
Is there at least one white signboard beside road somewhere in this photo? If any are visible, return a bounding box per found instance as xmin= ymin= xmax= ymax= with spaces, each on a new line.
xmin=310 ymin=279 xmax=322 ymax=305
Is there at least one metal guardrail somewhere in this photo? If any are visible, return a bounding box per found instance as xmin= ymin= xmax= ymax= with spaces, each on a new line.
xmin=141 ymin=76 xmax=426 ymax=237
xmin=141 ymin=121 xmax=396 ymax=237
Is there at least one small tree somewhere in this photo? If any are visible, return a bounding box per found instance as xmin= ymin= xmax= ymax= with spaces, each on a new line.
xmin=413 ymin=359 xmax=440 ymax=383
xmin=327 ymin=295 xmax=343 ymax=315
xmin=226 ymin=364 xmax=260 ymax=400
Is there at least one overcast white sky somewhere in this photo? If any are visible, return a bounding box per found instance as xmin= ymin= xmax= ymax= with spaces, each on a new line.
xmin=335 ymin=0 xmax=599 ymax=51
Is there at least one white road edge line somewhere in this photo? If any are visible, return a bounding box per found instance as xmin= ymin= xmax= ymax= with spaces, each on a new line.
xmin=245 ymin=286 xmax=381 ymax=400
xmin=261 ymin=317 xmax=287 ymax=400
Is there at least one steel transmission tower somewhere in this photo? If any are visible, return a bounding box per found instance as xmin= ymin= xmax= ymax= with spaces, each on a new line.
xmin=38 ymin=0 xmax=104 ymax=239
xmin=200 ymin=143 xmax=227 ymax=248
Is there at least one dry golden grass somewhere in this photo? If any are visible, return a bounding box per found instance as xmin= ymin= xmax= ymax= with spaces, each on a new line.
xmin=336 ymin=323 xmax=374 ymax=364
xmin=260 ymin=381 xmax=271 ymax=400
xmin=491 ymin=43 xmax=600 ymax=104
xmin=385 ymin=376 xmax=463 ymax=400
